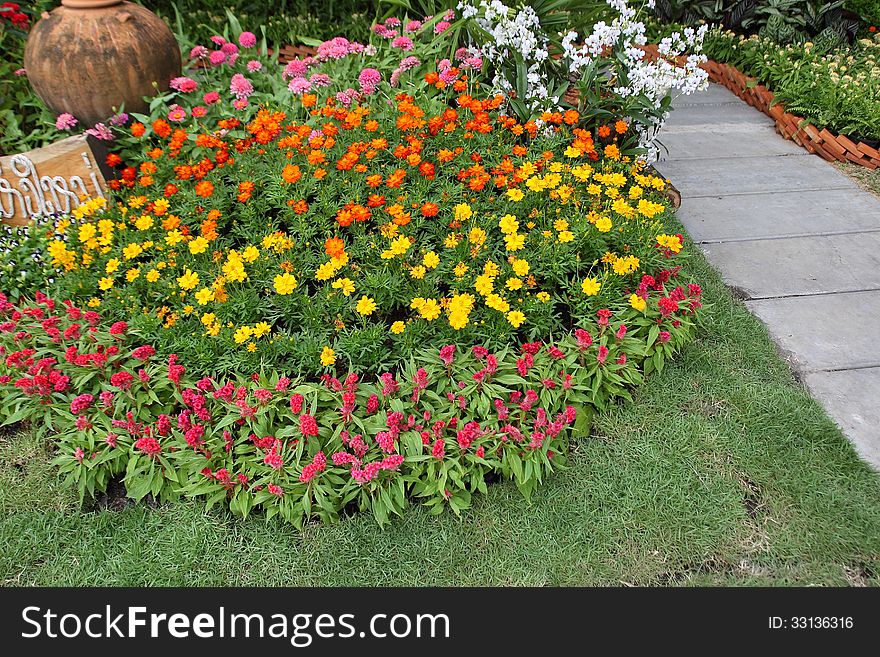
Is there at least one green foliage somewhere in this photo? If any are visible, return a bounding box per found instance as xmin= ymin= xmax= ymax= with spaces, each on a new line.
xmin=0 ymin=13 xmax=64 ymax=154
xmin=704 ymin=27 xmax=880 ymax=140
xmin=0 ymin=220 xmax=57 ymax=303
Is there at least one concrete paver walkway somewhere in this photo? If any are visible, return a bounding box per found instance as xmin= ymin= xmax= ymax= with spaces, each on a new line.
xmin=656 ymin=82 xmax=880 ymax=469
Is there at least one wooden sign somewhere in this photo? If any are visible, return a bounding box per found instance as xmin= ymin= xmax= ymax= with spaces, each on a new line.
xmin=0 ymin=134 xmax=108 ymax=226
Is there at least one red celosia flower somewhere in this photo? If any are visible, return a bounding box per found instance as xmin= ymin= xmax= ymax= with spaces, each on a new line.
xmin=134 ymin=436 xmax=161 ymax=456
xmin=109 ymin=321 xmax=128 ymax=336
xmin=131 ymin=345 xmax=155 ymax=360
xmin=299 ymin=413 xmax=319 ymax=438
xmin=110 ymin=371 xmax=134 ymax=390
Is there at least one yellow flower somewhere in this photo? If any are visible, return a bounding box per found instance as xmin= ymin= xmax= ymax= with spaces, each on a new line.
xmin=105 ymin=258 xmax=120 ymax=274
xmin=507 ymin=310 xmax=526 ymax=327
xmin=146 ymin=269 xmax=160 ymax=283
xmin=454 ymin=203 xmax=473 ymax=222
xmin=195 ymin=287 xmax=214 ymax=305
xmin=656 ymin=233 xmax=683 ymax=253
xmin=78 ymin=224 xmax=97 ymax=243
xmin=87 ymin=297 xmax=101 ymax=307
xmin=564 ymin=145 xmax=582 ymax=158
xmin=587 ymin=183 xmax=602 ymax=196
xmin=98 ymin=276 xmax=114 ymax=291
xmin=512 ymin=258 xmax=530 ymax=277
xmin=201 ymin=313 xmax=216 ymax=326
xmin=444 ymin=233 xmax=460 ymax=249
xmin=557 ymin=230 xmax=574 ymax=243
xmin=536 ymin=291 xmax=550 ymax=302
xmin=122 ymin=243 xmax=143 ymax=260
xmin=553 ymin=219 xmax=569 ymax=232
xmin=418 ymin=298 xmax=441 ymax=321
xmin=612 ymin=255 xmax=640 ymax=275
xmin=233 ymin=326 xmax=252 ymax=343
xmin=453 ymin=262 xmax=469 ymax=278
xmin=474 ymin=274 xmax=494 ymax=296
xmin=274 ymin=272 xmax=298 ymax=295
xmin=320 ymin=346 xmax=336 ymax=366
xmin=505 ymin=277 xmax=523 ymax=291
xmin=422 ymin=251 xmax=440 ymax=269
xmin=242 ymin=246 xmax=259 ymax=263
xmin=498 ymin=214 xmax=519 ymax=234
xmin=468 ymin=227 xmax=487 ymax=249
xmin=581 ymin=278 xmax=601 ymax=296
xmin=188 ymin=236 xmax=209 ymax=255
xmin=206 ymin=323 xmax=221 ymax=337
xmin=595 ymin=216 xmax=613 ymax=233
xmin=410 ymin=265 xmax=426 ymax=279
xmin=504 ymin=233 xmax=525 ymax=251
xmin=410 ymin=297 xmax=426 ymax=310
xmin=485 ymin=293 xmax=510 ymax=313
xmin=506 ymin=188 xmax=524 ymax=202
xmin=125 ymin=268 xmax=140 ymax=282
xmin=165 ymin=230 xmax=184 ymax=246
xmin=253 ymin=321 xmax=271 ymax=337
xmin=629 ymin=293 xmax=647 ymax=312
xmin=246 ymin=343 xmax=257 ymax=353
xmin=183 ymin=305 xmax=194 ymax=315
xmin=316 ymin=261 xmax=338 ymax=281
xmin=391 ymin=321 xmax=405 ymax=334
xmin=390 ymin=235 xmax=411 ymax=255
xmin=177 ymin=269 xmax=200 ymax=290
xmin=135 ymin=214 xmax=153 ymax=231
xmin=356 ymin=295 xmax=377 ymax=316
xmin=331 ymin=277 xmax=355 ymax=296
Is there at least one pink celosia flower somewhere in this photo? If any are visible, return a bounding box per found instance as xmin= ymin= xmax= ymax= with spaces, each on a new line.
xmin=109 ymin=321 xmax=128 ymax=336
xmin=299 ymin=413 xmax=319 ymax=438
xmin=135 ymin=436 xmax=161 ymax=456
xmin=597 ymin=345 xmax=609 ymax=364
xmin=268 ymin=483 xmax=284 ymax=496
xmin=70 ymin=394 xmax=93 ymax=414
xmin=439 ymin=345 xmax=456 ymax=366
xmin=55 ymin=113 xmax=77 ymax=130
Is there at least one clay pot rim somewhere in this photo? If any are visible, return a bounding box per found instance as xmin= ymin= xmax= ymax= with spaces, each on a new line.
xmin=61 ymin=0 xmax=124 ymax=9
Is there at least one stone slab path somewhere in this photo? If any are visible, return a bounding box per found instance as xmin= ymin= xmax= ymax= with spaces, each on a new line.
xmin=655 ymin=82 xmax=880 ymax=469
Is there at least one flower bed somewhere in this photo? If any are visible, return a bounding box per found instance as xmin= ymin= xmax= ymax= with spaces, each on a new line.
xmin=1 ymin=9 xmax=705 ymax=526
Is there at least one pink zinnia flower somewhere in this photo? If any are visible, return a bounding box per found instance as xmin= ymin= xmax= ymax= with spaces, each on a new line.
xmin=232 ymin=98 xmax=248 ymax=110
xmin=435 ymin=21 xmax=452 ymax=34
xmin=210 ymin=35 xmax=227 ymax=46
xmin=391 ymin=36 xmax=414 ymax=50
xmin=288 ymin=77 xmax=312 ymax=94
xmin=358 ymin=67 xmax=381 ymax=94
xmin=230 ymin=73 xmax=254 ymax=100
xmin=189 ymin=45 xmax=208 ymax=59
xmin=85 ymin=123 xmax=113 ymax=141
xmin=208 ymin=50 xmax=226 ymax=66
xmin=404 ymin=19 xmax=422 ymax=32
xmin=167 ymin=105 xmax=187 ymax=122
xmin=191 ymin=105 xmax=207 ymax=118
xmin=55 ymin=113 xmax=77 ymax=131
xmin=239 ymin=31 xmax=257 ymax=48
xmin=308 ymin=73 xmax=331 ymax=87
xmin=170 ymin=76 xmax=198 ymax=93
xmin=246 ymin=59 xmax=262 ymax=72
xmin=203 ymin=91 xmax=220 ymax=105
xmin=221 ymin=42 xmax=239 ymax=56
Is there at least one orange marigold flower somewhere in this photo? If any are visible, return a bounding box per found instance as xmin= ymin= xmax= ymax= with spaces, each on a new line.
xmin=201 ymin=219 xmax=218 ymax=241
xmin=281 ymin=164 xmax=302 ymax=184
xmin=301 ymin=93 xmax=317 ymax=108
xmin=292 ymin=199 xmax=309 ymax=214
xmin=237 ymin=181 xmax=254 ymax=203
xmin=195 ymin=181 xmax=214 ymax=198
xmin=365 ymin=119 xmax=379 ymax=131
xmin=598 ymin=125 xmax=611 ymax=138
xmin=367 ymin=194 xmax=385 ymax=208
xmin=324 ymin=236 xmax=346 ymax=259
xmin=564 ymin=109 xmax=580 ymax=125
xmin=139 ymin=161 xmax=157 ymax=174
xmin=421 ymin=202 xmax=439 ymax=217
xmin=152 ymin=119 xmax=171 ymax=139
xmin=162 ymin=215 xmax=181 ymax=230
xmin=164 ymin=183 xmax=179 ymax=197
xmin=386 ymin=169 xmax=406 ymax=188
xmin=615 ymin=120 xmax=628 ymax=134
xmin=425 ymin=72 xmax=439 ymax=84
xmin=106 ymin=153 xmax=123 ymax=167
xmin=130 ymin=122 xmax=146 ymax=138
xmin=314 ymin=168 xmax=327 ymax=180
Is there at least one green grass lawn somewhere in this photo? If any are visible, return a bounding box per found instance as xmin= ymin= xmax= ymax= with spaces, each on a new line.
xmin=1 ymin=235 xmax=879 ymax=587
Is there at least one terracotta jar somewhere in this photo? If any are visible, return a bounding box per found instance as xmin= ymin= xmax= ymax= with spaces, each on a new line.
xmin=24 ymin=0 xmax=181 ymax=126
